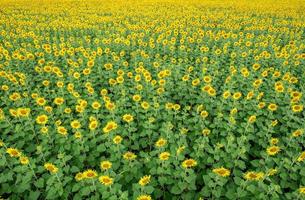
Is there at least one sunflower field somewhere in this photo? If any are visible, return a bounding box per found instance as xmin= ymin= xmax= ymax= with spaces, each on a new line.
xmin=0 ymin=0 xmax=305 ymax=199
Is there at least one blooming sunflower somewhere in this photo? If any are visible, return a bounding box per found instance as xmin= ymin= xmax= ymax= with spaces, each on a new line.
xmin=100 ymin=161 xmax=112 ymax=170
xmin=6 ymin=148 xmax=21 ymax=157
xmin=137 ymin=195 xmax=152 ymax=200
xmin=182 ymin=159 xmax=197 ymax=169
xmin=99 ymin=175 xmax=113 ymax=186
xmin=266 ymin=146 xmax=280 ymax=156
xmin=244 ymin=171 xmax=264 ymax=181
xmin=44 ymin=163 xmax=58 ymax=174
xmin=83 ymin=169 xmax=98 ymax=179
xmin=212 ymin=167 xmax=231 ymax=177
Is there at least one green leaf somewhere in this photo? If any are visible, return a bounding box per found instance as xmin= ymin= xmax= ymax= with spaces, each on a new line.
xmin=29 ymin=191 xmax=40 ymax=200
xmin=171 ymin=185 xmax=182 ymax=194
xmin=35 ymin=178 xmax=45 ymax=188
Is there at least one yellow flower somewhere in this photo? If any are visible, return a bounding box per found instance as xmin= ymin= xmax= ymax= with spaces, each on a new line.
xmin=75 ymin=172 xmax=84 ymax=181
xmin=141 ymin=101 xmax=150 ymax=110
xmin=299 ymin=187 xmax=305 ymax=194
xmin=258 ymin=102 xmax=266 ymax=109
xmin=202 ymin=128 xmax=211 ymax=136
xmin=159 ymin=152 xmax=170 ymax=161
xmin=266 ymin=146 xmax=280 ymax=156
xmin=100 ymin=161 xmax=112 ymax=170
xmin=212 ymin=167 xmax=231 ymax=177
xmin=137 ymin=194 xmax=152 ymax=200
xmin=182 ymin=159 xmax=197 ymax=169
xmin=200 ymin=110 xmax=209 ymax=118
xmin=139 ymin=175 xmax=151 ymax=186
xmin=291 ymin=105 xmax=303 ymax=112
xmin=6 ymin=148 xmax=21 ymax=157
xmin=123 ymin=151 xmax=137 ymax=160
xmin=17 ymin=108 xmax=30 ymax=117
xmin=268 ymin=103 xmax=278 ymax=111
xmin=244 ymin=171 xmax=264 ymax=181
xmin=292 ymin=129 xmax=303 ymax=137
xmin=53 ymin=97 xmax=64 ymax=105
xmin=70 ymin=120 xmax=81 ymax=129
xmin=105 ymin=101 xmax=116 ymax=111
xmin=89 ymin=120 xmax=98 ymax=130
xmin=123 ymin=114 xmax=134 ymax=123
xmin=36 ymin=97 xmax=46 ymax=106
xmin=248 ymin=115 xmax=256 ymax=123
xmin=36 ymin=114 xmax=48 ymax=125
xmin=19 ymin=156 xmax=29 ymax=165
xmin=92 ymin=101 xmax=101 ymax=110
xmin=83 ymin=169 xmax=98 ymax=179
xmin=99 ymin=175 xmax=113 ymax=186
xmin=44 ymin=163 xmax=58 ymax=174
xmin=132 ymin=94 xmax=142 ymax=102
xmin=222 ymin=91 xmax=231 ymax=99
xmin=57 ymin=126 xmax=68 ymax=136
xmin=113 ymin=135 xmax=123 ymax=144
xmin=74 ymin=132 xmax=82 ymax=139
xmin=232 ymin=92 xmax=242 ymax=100
xmin=176 ymin=146 xmax=185 ymax=155
xmin=270 ymin=138 xmax=278 ymax=145
xmin=103 ymin=121 xmax=118 ymax=133
xmin=271 ymin=120 xmax=278 ymax=126
xmin=297 ymin=151 xmax=305 ymax=162
xmin=155 ymin=138 xmax=167 ymax=148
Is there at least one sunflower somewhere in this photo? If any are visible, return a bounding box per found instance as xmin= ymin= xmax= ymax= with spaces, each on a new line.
xmin=70 ymin=120 xmax=81 ymax=129
xmin=99 ymin=175 xmax=113 ymax=186
xmin=222 ymin=91 xmax=231 ymax=99
xmin=83 ymin=169 xmax=98 ymax=179
xmin=123 ymin=151 xmax=137 ymax=160
xmin=266 ymin=146 xmax=280 ymax=156
xmin=137 ymin=195 xmax=152 ymax=200
xmin=36 ymin=114 xmax=48 ymax=124
xmin=159 ymin=152 xmax=170 ymax=161
xmin=75 ymin=172 xmax=84 ymax=181
xmin=57 ymin=126 xmax=68 ymax=136
xmin=102 ymin=121 xmax=118 ymax=133
xmin=155 ymin=138 xmax=167 ymax=147
xmin=17 ymin=108 xmax=30 ymax=117
xmin=299 ymin=187 xmax=305 ymax=194
xmin=6 ymin=148 xmax=21 ymax=157
xmin=268 ymin=103 xmax=278 ymax=111
xmin=19 ymin=156 xmax=29 ymax=165
xmin=100 ymin=161 xmax=112 ymax=170
xmin=139 ymin=175 xmax=151 ymax=186
xmin=212 ymin=167 xmax=231 ymax=177
xmin=182 ymin=159 xmax=197 ymax=169
xmin=141 ymin=101 xmax=150 ymax=110
xmin=202 ymin=128 xmax=211 ymax=136
xmin=89 ymin=120 xmax=98 ymax=130
xmin=92 ymin=101 xmax=101 ymax=110
xmin=291 ymin=105 xmax=303 ymax=112
xmin=270 ymin=138 xmax=278 ymax=145
xmin=36 ymin=97 xmax=46 ymax=106
xmin=232 ymin=92 xmax=242 ymax=100
xmin=113 ymin=135 xmax=123 ymax=144
xmin=44 ymin=163 xmax=58 ymax=174
xmin=292 ymin=129 xmax=303 ymax=137
xmin=53 ymin=97 xmax=64 ymax=105
xmin=132 ymin=94 xmax=142 ymax=102
xmin=297 ymin=151 xmax=305 ymax=162
xmin=244 ymin=171 xmax=264 ymax=181
xmin=248 ymin=115 xmax=256 ymax=123
xmin=122 ymin=114 xmax=134 ymax=123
